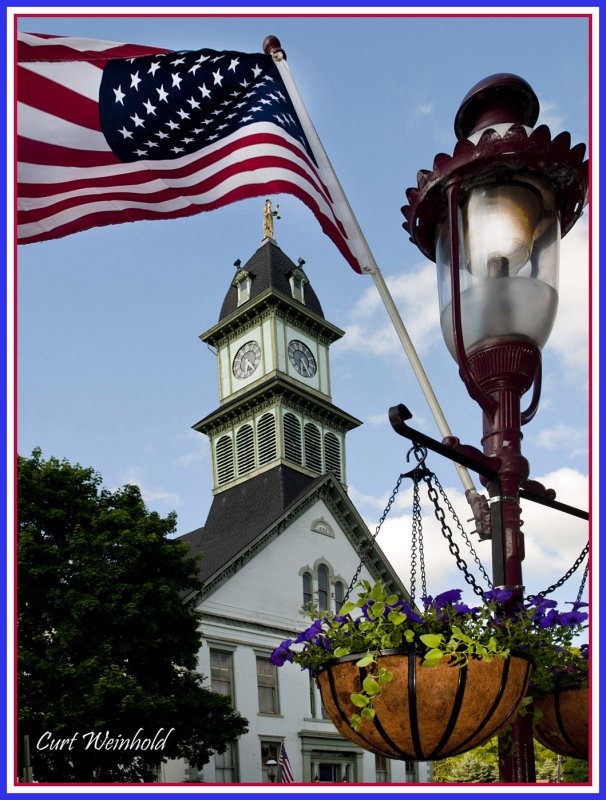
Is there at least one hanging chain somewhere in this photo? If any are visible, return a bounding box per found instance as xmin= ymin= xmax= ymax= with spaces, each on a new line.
xmin=409 ymin=472 xmax=427 ymax=603
xmin=422 ymin=472 xmax=487 ymax=598
xmin=430 ymin=473 xmax=493 ymax=590
xmin=577 ymin=561 xmax=589 ymax=604
xmin=342 ymin=472 xmax=405 ymax=605
xmin=527 ymin=542 xmax=589 ymax=600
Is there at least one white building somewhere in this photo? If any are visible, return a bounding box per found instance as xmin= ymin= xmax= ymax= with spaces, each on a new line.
xmin=162 ymin=227 xmax=431 ymax=784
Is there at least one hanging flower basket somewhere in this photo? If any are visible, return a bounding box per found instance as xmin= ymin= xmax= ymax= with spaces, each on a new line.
xmin=315 ymin=647 xmax=531 ymax=761
xmin=532 ymin=685 xmax=588 ymax=760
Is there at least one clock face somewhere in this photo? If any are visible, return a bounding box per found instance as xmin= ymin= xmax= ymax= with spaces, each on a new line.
xmin=288 ymin=340 xmax=317 ymax=378
xmin=232 ymin=340 xmax=261 ymax=379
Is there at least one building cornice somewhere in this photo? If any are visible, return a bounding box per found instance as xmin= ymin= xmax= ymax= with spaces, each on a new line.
xmin=193 ymin=377 xmax=362 ymax=434
xmin=200 ymin=288 xmax=345 ymax=346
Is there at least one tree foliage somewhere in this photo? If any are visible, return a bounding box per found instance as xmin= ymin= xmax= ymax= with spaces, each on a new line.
xmin=432 ymin=737 xmax=589 ymax=784
xmin=17 ymin=449 xmax=248 ymax=782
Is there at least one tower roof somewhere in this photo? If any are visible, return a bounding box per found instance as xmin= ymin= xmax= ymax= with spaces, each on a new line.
xmin=219 ymin=238 xmax=324 ymax=321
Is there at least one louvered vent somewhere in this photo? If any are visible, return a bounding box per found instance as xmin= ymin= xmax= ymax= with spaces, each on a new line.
xmin=283 ymin=412 xmax=302 ymax=465
xmin=304 ymin=423 xmax=322 ymax=473
xmin=257 ymin=413 xmax=277 ymax=465
xmin=215 ymin=436 xmax=235 ymax=485
xmin=236 ymin=424 xmax=255 ymax=476
xmin=324 ymin=432 xmax=342 ymax=481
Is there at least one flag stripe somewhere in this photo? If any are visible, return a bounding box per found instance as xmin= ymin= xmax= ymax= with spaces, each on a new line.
xmin=18 ymin=136 xmax=119 ymax=169
xmin=279 ymin=743 xmax=294 ymax=783
xmin=18 ymin=65 xmax=104 ymax=124
xmin=18 ymin=31 xmax=168 ymax=61
xmin=19 ymin=102 xmax=109 ymax=151
xmin=18 ymin=155 xmax=334 ymax=220
xmin=19 ymin=129 xmax=338 ymax=228
xmin=16 ymin=32 xmax=362 ymax=272
xmin=18 ymin=167 xmax=348 ymax=248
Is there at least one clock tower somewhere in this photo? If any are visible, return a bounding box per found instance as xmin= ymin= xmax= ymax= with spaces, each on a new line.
xmin=194 ymin=213 xmax=361 ymax=495
xmin=172 ymin=207 xmax=427 ymax=785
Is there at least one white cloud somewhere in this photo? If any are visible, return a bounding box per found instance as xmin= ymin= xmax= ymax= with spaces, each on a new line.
xmin=353 ymin=468 xmax=589 ymax=607
xmin=543 ymin=218 xmax=589 ymax=381
xmin=337 ymin=261 xmax=441 ymax=359
xmin=533 ymin=424 xmax=589 ymax=459
xmin=536 ymin=99 xmax=565 ymax=132
xmin=174 ymin=430 xmax=209 ymax=468
xmin=120 ymin=467 xmax=181 ymax=509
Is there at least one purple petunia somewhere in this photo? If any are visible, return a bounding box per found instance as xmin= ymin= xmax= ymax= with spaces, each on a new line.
xmin=270 ymin=639 xmax=294 ymax=666
xmin=557 ymin=610 xmax=589 ymax=627
xmin=295 ymin=619 xmax=324 ymax=644
xmin=538 ymin=609 xmax=560 ymax=628
xmin=483 ymin=588 xmax=513 ymax=603
xmin=434 ymin=589 xmax=463 ymax=609
xmin=526 ymin=596 xmax=558 ymax=611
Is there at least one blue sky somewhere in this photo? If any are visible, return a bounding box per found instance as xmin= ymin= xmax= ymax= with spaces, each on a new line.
xmin=13 ymin=10 xmax=593 ymax=613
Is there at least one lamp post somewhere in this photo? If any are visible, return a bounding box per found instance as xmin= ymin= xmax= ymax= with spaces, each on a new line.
xmin=266 ymin=758 xmax=278 ymax=783
xmin=401 ymin=74 xmax=588 ymax=782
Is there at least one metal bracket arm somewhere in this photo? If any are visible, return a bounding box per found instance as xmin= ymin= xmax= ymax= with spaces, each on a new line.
xmin=388 ymin=403 xmax=589 ymax=521
xmin=388 ymin=404 xmax=499 ymax=478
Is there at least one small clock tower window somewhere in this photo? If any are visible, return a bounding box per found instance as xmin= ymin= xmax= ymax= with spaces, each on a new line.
xmin=304 ymin=423 xmax=322 ymax=473
xmin=215 ymin=436 xmax=235 ymax=485
xmin=236 ymin=424 xmax=255 ymax=476
xmin=232 ymin=268 xmax=253 ymax=307
xmin=283 ymin=413 xmax=302 ymax=465
xmin=257 ymin=413 xmax=277 ymax=465
xmin=288 ymin=266 xmax=308 ymax=304
xmin=324 ymin=432 xmax=342 ymax=481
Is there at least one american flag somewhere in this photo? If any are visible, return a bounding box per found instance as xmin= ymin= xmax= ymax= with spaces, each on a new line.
xmin=278 ymin=741 xmax=294 ymax=783
xmin=16 ymin=31 xmax=363 ymax=272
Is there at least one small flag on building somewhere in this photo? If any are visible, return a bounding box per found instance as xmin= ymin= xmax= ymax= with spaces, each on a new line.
xmin=16 ymin=31 xmax=364 ymax=272
xmin=278 ymin=741 xmax=294 ymax=783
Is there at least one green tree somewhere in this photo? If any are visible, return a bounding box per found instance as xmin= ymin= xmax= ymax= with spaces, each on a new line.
xmin=18 ymin=449 xmax=248 ymax=783
xmin=432 ymin=738 xmax=589 ymax=784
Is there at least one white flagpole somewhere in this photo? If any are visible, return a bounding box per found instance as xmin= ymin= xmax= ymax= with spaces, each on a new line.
xmin=269 ymin=44 xmax=477 ymax=496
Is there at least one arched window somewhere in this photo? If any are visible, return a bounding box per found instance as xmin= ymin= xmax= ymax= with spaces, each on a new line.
xmin=236 ymin=424 xmax=255 ymax=476
xmin=257 ymin=413 xmax=277 ymax=465
xmin=304 ymin=423 xmax=322 ymax=473
xmin=302 ymin=571 xmax=313 ymax=610
xmin=334 ymin=581 xmax=345 ymax=612
xmin=317 ymin=564 xmax=329 ymax=611
xmin=283 ymin=412 xmax=302 ymax=465
xmin=215 ymin=436 xmax=234 ymax=485
xmin=324 ymin=432 xmax=342 ymax=481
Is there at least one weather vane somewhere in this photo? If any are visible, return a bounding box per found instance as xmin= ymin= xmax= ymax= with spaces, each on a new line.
xmin=263 ymin=199 xmax=280 ymax=240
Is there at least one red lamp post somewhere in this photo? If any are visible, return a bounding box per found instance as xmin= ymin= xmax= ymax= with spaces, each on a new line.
xmin=401 ymin=74 xmax=588 ymax=782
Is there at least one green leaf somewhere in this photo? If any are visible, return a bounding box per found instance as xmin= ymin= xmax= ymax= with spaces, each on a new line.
xmin=367 ymin=601 xmax=385 ymax=619
xmin=350 ymin=693 xmax=369 ymax=707
xmin=419 ymin=633 xmax=443 ymax=649
xmin=361 ymin=707 xmax=376 ymax=720
xmin=404 ymin=629 xmax=415 ymax=643
xmin=362 ymin=676 xmax=381 ymax=695
xmin=371 ymin=584 xmax=385 ymax=601
xmin=355 ymin=654 xmax=375 ymax=668
xmin=387 ymin=610 xmax=406 ymax=625
xmin=423 ymin=649 xmax=445 ymax=666
xmin=339 ymin=601 xmax=356 ymax=616
xmin=333 ymin=646 xmax=351 ymax=658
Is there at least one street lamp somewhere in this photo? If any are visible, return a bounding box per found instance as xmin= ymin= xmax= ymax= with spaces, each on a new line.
xmin=401 ymin=73 xmax=588 ymax=782
xmin=266 ymin=758 xmax=278 ymax=783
